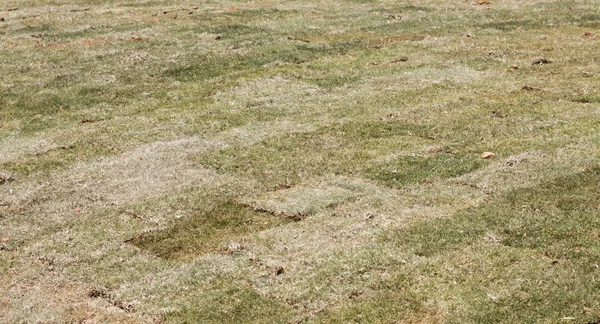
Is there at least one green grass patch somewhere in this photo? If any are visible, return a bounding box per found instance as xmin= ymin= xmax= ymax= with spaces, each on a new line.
xmin=1 ymin=144 xmax=115 ymax=176
xmin=200 ymin=121 xmax=433 ymax=186
xmin=163 ymin=279 xmax=297 ymax=323
xmin=363 ymin=152 xmax=485 ymax=188
xmin=385 ymin=166 xmax=600 ymax=258
xmin=366 ymin=166 xmax=600 ymax=322
xmin=132 ymin=200 xmax=293 ymax=261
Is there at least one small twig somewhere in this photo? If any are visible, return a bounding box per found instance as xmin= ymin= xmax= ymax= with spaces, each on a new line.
xmin=152 ymin=7 xmax=198 ymax=16
xmin=491 ymin=110 xmax=507 ymax=118
xmin=80 ymin=117 xmax=104 ymax=124
xmin=124 ymin=230 xmax=152 ymax=243
xmin=125 ymin=211 xmax=145 ymax=222
xmin=521 ymin=85 xmax=543 ymax=92
xmin=20 ymin=15 xmax=40 ymax=19
xmin=236 ymin=201 xmax=308 ymax=221
xmin=287 ymin=36 xmax=310 ymax=43
xmin=454 ymin=180 xmax=479 ymax=189
xmin=269 ymin=183 xmax=295 ymax=191
xmin=532 ymin=57 xmax=552 ymax=65
xmin=384 ymin=14 xmax=402 ymax=20
xmin=453 ymin=180 xmax=492 ymax=194
xmin=390 ymin=57 xmax=408 ymax=63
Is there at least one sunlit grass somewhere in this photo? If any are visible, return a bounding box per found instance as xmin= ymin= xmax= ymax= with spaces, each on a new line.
xmin=1 ymin=0 xmax=599 ymax=322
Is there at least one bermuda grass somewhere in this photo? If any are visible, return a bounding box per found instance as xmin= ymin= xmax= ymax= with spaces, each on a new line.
xmin=1 ymin=0 xmax=599 ymax=322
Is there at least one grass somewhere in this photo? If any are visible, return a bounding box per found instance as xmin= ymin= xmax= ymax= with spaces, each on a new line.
xmin=133 ymin=199 xmax=295 ymax=261
xmin=1 ymin=0 xmax=599 ymax=322
xmin=364 ymin=167 xmax=600 ymax=323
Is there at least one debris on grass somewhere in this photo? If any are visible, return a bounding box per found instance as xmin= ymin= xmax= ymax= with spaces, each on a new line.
xmin=270 ymin=183 xmax=295 ymax=191
xmin=220 ymin=241 xmax=245 ymax=254
xmin=491 ymin=110 xmax=507 ymax=118
xmin=384 ymin=14 xmax=402 ymax=20
xmin=88 ymin=286 xmax=136 ymax=313
xmin=275 ymin=266 xmax=284 ymax=276
xmin=239 ymin=202 xmax=309 ymax=222
xmin=80 ymin=118 xmax=104 ymax=124
xmin=390 ymin=57 xmax=409 ymax=63
xmin=532 ymin=57 xmax=552 ymax=65
xmin=287 ymin=35 xmax=310 ymax=43
xmin=0 ymin=172 xmax=14 ymax=184
xmin=481 ymin=152 xmax=496 ymax=159
xmin=521 ymin=85 xmax=543 ymax=91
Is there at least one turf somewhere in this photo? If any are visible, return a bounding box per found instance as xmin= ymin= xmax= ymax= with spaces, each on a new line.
xmin=1 ymin=0 xmax=599 ymax=322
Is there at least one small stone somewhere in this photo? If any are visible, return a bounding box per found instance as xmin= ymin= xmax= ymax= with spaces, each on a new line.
xmin=481 ymin=152 xmax=495 ymax=159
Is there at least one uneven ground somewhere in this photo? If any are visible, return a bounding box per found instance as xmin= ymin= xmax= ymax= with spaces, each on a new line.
xmin=1 ymin=0 xmax=599 ymax=322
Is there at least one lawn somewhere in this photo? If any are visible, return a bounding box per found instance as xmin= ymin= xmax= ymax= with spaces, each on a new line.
xmin=1 ymin=0 xmax=599 ymax=322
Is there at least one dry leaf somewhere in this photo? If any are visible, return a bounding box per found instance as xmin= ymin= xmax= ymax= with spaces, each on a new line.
xmin=481 ymin=152 xmax=495 ymax=159
xmin=1 ymin=237 xmax=9 ymax=242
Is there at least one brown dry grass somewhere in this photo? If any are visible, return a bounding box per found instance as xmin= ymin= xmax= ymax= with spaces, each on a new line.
xmin=1 ymin=0 xmax=600 ymax=322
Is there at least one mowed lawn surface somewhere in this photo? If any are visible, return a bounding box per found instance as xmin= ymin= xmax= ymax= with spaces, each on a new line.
xmin=1 ymin=0 xmax=599 ymax=322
